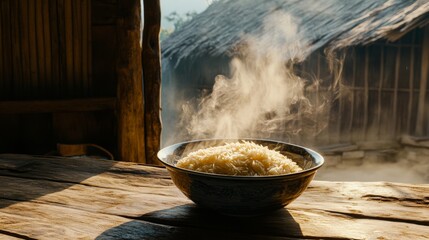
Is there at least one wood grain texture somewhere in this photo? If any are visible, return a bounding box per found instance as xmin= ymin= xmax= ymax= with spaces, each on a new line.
xmin=49 ymin=0 xmax=60 ymax=95
xmin=116 ymin=0 xmax=146 ymax=163
xmin=2 ymin=1 xmax=13 ymax=98
xmin=142 ymin=0 xmax=162 ymax=164
xmin=416 ymin=26 xmax=429 ymax=135
xmin=10 ymin=0 xmax=23 ymax=98
xmin=81 ymin=0 xmax=90 ymax=96
xmin=0 ymin=154 xmax=428 ymax=240
xmin=35 ymin=0 xmax=46 ymax=95
xmin=42 ymin=0 xmax=52 ymax=96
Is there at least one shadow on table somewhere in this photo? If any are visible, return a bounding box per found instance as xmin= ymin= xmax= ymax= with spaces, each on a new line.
xmin=0 ymin=154 xmax=116 ymax=209
xmin=96 ymin=204 xmax=303 ymax=240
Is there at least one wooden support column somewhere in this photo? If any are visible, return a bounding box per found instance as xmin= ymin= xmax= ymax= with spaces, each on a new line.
xmin=116 ymin=0 xmax=145 ymax=162
xmin=142 ymin=0 xmax=162 ymax=164
xmin=416 ymin=27 xmax=429 ymax=135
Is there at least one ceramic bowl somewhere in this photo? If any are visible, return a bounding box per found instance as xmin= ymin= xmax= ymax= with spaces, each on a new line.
xmin=157 ymin=139 xmax=324 ymax=216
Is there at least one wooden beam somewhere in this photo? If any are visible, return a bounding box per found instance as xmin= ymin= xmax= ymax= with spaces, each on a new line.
xmin=142 ymin=0 xmax=162 ymax=164
xmin=416 ymin=27 xmax=429 ymax=135
xmin=116 ymin=0 xmax=146 ymax=163
xmin=0 ymin=98 xmax=116 ymax=114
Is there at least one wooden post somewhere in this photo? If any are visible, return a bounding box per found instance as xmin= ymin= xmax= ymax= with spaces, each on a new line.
xmin=142 ymin=0 xmax=162 ymax=164
xmin=116 ymin=0 xmax=146 ymax=162
xmin=416 ymin=27 xmax=429 ymax=136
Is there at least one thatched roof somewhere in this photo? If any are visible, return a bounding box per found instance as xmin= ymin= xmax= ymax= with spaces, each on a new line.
xmin=162 ymin=0 xmax=429 ymax=66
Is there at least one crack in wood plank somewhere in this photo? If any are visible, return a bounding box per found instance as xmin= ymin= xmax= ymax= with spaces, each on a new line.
xmin=362 ymin=194 xmax=429 ymax=206
xmin=323 ymin=209 xmax=429 ymax=226
xmin=106 ymin=168 xmax=170 ymax=179
xmin=0 ymin=229 xmax=36 ymax=240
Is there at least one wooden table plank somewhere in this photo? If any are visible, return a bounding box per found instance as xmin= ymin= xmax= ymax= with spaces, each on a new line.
xmin=0 ymin=154 xmax=428 ymax=240
xmin=1 ymin=174 xmax=428 ymax=224
xmin=1 ymin=154 xmax=427 ymax=222
xmin=0 ymin=199 xmax=288 ymax=240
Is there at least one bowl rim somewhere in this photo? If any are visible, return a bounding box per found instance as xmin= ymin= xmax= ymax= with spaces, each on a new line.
xmin=157 ymin=138 xmax=324 ymax=180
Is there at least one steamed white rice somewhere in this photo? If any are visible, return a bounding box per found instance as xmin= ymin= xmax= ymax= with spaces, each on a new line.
xmin=176 ymin=141 xmax=302 ymax=176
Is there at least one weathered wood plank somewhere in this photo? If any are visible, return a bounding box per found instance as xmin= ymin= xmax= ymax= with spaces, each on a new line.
xmin=57 ymin=0 xmax=67 ymax=96
xmin=42 ymin=0 xmax=52 ymax=96
xmin=28 ymin=1 xmax=39 ymax=97
xmin=1 ymin=172 xmax=428 ymax=226
xmin=1 ymin=1 xmax=13 ymax=99
xmin=81 ymin=0 xmax=90 ymax=96
xmin=142 ymin=0 xmax=162 ymax=164
xmin=0 ymin=154 xmax=171 ymax=191
xmin=0 ymin=199 xmax=289 ymax=240
xmin=19 ymin=0 xmax=31 ymax=99
xmin=35 ymin=0 xmax=46 ymax=96
xmin=0 ymin=155 xmax=427 ymax=225
xmin=0 ymin=179 xmax=428 ymax=240
xmin=416 ymin=26 xmax=429 ymax=135
xmin=49 ymin=0 xmax=61 ymax=96
xmin=116 ymin=0 xmax=146 ymax=163
xmin=392 ymin=45 xmax=401 ymax=136
xmin=72 ymin=0 xmax=82 ymax=95
xmin=87 ymin=0 xmax=92 ymax=96
xmin=15 ymin=0 xmax=25 ymax=98
xmin=1 ymin=155 xmax=428 ymax=239
xmin=0 ymin=199 xmax=171 ymax=240
xmin=10 ymin=0 xmax=23 ymax=98
xmin=64 ymin=0 xmax=74 ymax=96
xmin=91 ymin=0 xmax=117 ymax=25
xmin=91 ymin=25 xmax=116 ymax=96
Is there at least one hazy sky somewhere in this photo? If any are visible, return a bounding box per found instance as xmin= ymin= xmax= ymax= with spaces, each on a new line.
xmin=160 ymin=0 xmax=212 ymax=29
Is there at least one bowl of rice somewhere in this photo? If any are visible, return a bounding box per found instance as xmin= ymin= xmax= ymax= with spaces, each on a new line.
xmin=157 ymin=139 xmax=324 ymax=216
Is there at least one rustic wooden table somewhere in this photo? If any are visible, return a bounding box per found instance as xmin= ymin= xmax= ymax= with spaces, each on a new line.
xmin=0 ymin=154 xmax=428 ymax=240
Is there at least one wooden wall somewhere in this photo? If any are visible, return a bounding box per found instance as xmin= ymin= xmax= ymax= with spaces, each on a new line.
xmin=301 ymin=26 xmax=429 ymax=145
xmin=0 ymin=0 xmax=118 ymax=157
xmin=0 ymin=0 xmax=92 ymax=100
